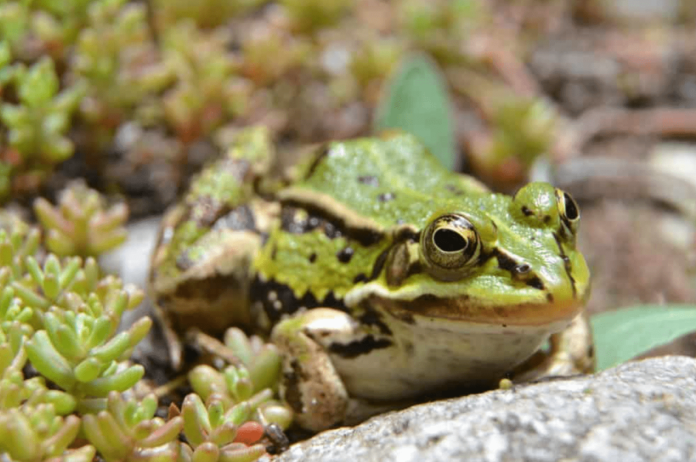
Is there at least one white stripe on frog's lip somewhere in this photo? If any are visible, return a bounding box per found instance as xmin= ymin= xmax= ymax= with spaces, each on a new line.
xmin=345 ymin=280 xmax=584 ymax=327
xmin=345 ymin=280 xmax=544 ymax=307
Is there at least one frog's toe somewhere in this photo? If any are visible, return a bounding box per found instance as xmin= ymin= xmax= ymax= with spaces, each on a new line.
xmin=272 ymin=308 xmax=353 ymax=432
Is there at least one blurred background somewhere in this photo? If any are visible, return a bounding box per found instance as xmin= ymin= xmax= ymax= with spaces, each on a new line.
xmin=1 ymin=0 xmax=695 ymax=353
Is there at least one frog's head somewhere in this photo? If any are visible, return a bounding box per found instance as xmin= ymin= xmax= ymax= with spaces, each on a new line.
xmin=361 ymin=182 xmax=590 ymax=331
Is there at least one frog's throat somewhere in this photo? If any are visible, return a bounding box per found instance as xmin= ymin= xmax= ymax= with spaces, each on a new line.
xmin=345 ymin=282 xmax=583 ymax=327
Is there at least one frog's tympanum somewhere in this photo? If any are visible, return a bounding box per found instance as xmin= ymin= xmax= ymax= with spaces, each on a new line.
xmin=150 ymin=127 xmax=592 ymax=432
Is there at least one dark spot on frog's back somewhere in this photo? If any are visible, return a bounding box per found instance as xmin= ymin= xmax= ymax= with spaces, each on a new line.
xmin=445 ymin=184 xmax=464 ymax=196
xmin=308 ymin=252 xmax=317 ymax=263
xmin=358 ymin=175 xmax=380 ymax=187
xmin=336 ymin=246 xmax=354 ymax=263
xmin=521 ymin=206 xmax=533 ymax=217
xmin=378 ymin=192 xmax=395 ymax=202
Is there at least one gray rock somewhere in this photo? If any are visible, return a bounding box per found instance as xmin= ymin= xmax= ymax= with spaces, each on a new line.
xmin=99 ymin=216 xmax=161 ymax=328
xmin=265 ymin=357 xmax=696 ymax=462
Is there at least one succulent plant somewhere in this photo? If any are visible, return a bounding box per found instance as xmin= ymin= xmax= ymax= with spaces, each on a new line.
xmin=82 ymin=391 xmax=184 ymax=461
xmin=151 ymin=0 xmax=267 ymax=29
xmin=0 ymin=57 xmax=85 ymax=167
xmin=176 ymin=392 xmax=268 ymax=462
xmin=25 ymin=309 xmax=150 ymax=412
xmin=240 ymin=23 xmax=310 ymax=87
xmin=160 ymin=20 xmax=249 ymax=143
xmin=280 ymin=0 xmax=353 ymax=33
xmin=187 ymin=327 xmax=293 ymax=434
xmin=0 ymin=405 xmax=95 ymax=462
xmin=33 ymin=181 xmax=129 ymax=258
xmin=71 ymin=0 xmax=168 ymax=137
xmin=488 ymin=97 xmax=557 ymax=168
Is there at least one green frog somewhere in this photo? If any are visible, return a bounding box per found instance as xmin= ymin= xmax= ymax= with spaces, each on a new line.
xmin=149 ymin=127 xmax=593 ymax=432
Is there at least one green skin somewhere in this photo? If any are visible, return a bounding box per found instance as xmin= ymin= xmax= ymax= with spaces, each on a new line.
xmin=150 ymin=127 xmax=593 ymax=432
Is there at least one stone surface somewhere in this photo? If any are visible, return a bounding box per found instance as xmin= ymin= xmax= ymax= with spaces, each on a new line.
xmin=264 ymin=357 xmax=696 ymax=462
xmin=100 ymin=216 xmax=161 ymax=328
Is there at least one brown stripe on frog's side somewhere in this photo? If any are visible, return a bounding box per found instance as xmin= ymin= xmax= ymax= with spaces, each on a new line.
xmin=283 ymin=359 xmax=307 ymax=414
xmin=553 ymin=233 xmax=577 ymax=298
xmin=327 ymin=335 xmax=392 ymax=359
xmin=250 ymin=276 xmax=350 ymax=324
xmin=357 ymin=303 xmax=393 ymax=336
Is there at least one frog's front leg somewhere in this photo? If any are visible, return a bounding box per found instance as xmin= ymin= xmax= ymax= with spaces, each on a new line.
xmin=271 ymin=308 xmax=394 ymax=432
xmin=513 ymin=313 xmax=595 ymax=382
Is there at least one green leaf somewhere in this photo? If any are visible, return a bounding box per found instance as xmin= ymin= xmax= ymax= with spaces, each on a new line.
xmin=374 ymin=53 xmax=457 ymax=170
xmin=591 ymin=304 xmax=696 ymax=371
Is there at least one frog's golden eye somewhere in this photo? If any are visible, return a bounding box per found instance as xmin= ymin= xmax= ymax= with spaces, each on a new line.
xmin=557 ymin=190 xmax=580 ymax=222
xmin=420 ymin=214 xmax=482 ymax=280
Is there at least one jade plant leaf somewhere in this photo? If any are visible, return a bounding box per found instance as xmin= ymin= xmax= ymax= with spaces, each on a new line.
xmin=591 ymin=304 xmax=696 ymax=371
xmin=374 ymin=53 xmax=457 ymax=170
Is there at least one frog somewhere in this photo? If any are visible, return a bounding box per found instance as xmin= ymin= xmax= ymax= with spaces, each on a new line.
xmin=149 ymin=126 xmax=593 ymax=432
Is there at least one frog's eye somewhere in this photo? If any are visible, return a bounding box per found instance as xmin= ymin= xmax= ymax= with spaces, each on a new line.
xmin=555 ymin=188 xmax=580 ymax=237
xmin=557 ymin=189 xmax=580 ymax=222
xmin=420 ymin=214 xmax=482 ymax=280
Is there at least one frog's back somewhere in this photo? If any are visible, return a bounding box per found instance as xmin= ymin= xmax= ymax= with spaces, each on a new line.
xmin=252 ymin=133 xmax=491 ymax=326
xmin=285 ymin=132 xmax=489 ymax=230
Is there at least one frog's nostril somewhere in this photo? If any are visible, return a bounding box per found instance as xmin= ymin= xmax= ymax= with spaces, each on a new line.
xmin=514 ymin=263 xmax=531 ymax=275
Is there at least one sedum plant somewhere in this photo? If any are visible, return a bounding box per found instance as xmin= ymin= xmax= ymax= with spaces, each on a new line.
xmin=160 ymin=21 xmax=249 ymax=143
xmin=0 ymin=212 xmax=150 ymax=412
xmin=33 ymin=181 xmax=129 ymax=258
xmin=151 ymin=0 xmax=267 ymax=29
xmin=177 ymin=392 xmax=267 ymax=462
xmin=71 ymin=0 xmax=169 ymax=139
xmin=0 ymin=405 xmax=95 ymax=462
xmin=0 ymin=303 xmax=90 ymax=461
xmin=82 ymin=391 xmax=184 ymax=461
xmin=0 ymin=57 xmax=85 ymax=169
xmin=0 ymin=205 xmax=282 ymax=462
xmin=188 ymin=327 xmax=292 ymax=430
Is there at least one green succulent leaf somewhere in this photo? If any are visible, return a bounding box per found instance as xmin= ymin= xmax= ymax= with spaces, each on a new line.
xmin=374 ymin=53 xmax=457 ymax=170
xmin=592 ymin=304 xmax=696 ymax=370
xmin=26 ymin=330 xmax=76 ymax=391
xmin=80 ymin=364 xmax=144 ymax=396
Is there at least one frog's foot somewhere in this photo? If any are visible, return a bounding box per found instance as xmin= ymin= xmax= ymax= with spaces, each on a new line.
xmin=512 ymin=313 xmax=595 ymax=383
xmin=272 ymin=308 xmax=392 ymax=432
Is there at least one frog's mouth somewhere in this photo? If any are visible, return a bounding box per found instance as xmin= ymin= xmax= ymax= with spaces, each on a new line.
xmin=371 ymin=293 xmax=584 ymax=328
